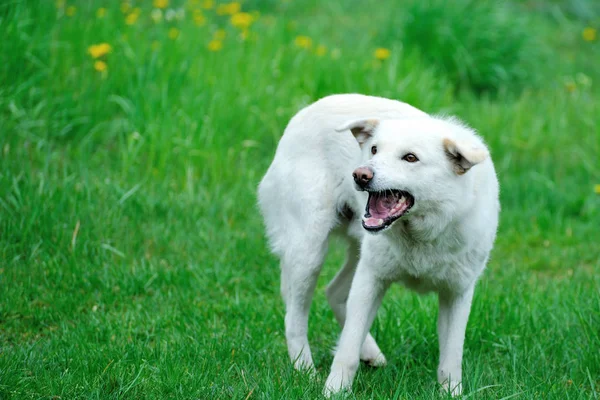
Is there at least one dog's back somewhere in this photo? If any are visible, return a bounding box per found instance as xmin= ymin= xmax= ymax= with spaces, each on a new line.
xmin=258 ymin=94 xmax=425 ymax=255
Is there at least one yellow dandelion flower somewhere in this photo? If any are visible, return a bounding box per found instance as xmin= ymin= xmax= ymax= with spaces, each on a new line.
xmin=88 ymin=43 xmax=112 ymax=58
xmin=582 ymin=27 xmax=596 ymax=42
xmin=168 ymin=27 xmax=180 ymax=40
xmin=120 ymin=2 xmax=131 ymax=13
xmin=125 ymin=11 xmax=139 ymax=25
xmin=193 ymin=12 xmax=206 ymax=26
xmin=564 ymin=81 xmax=576 ymax=93
xmin=294 ymin=35 xmax=312 ymax=49
xmin=230 ymin=12 xmax=254 ymax=29
xmin=315 ymin=44 xmax=327 ymax=57
xmin=66 ymin=5 xmax=76 ymax=16
xmin=594 ymin=184 xmax=600 ymax=194
xmin=153 ymin=0 xmax=169 ymax=9
xmin=201 ymin=0 xmax=214 ymax=9
xmin=217 ymin=2 xmax=241 ymax=16
xmin=208 ymin=39 xmax=223 ymax=51
xmin=214 ymin=29 xmax=226 ymax=40
xmin=94 ymin=60 xmax=107 ymax=72
xmin=96 ymin=8 xmax=106 ymax=18
xmin=374 ymin=47 xmax=391 ymax=60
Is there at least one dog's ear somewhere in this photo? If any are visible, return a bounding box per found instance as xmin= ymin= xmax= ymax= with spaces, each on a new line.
xmin=335 ymin=118 xmax=380 ymax=146
xmin=443 ymin=138 xmax=489 ymax=175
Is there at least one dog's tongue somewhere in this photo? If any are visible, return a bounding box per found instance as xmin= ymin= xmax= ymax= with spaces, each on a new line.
xmin=363 ymin=191 xmax=409 ymax=228
xmin=369 ymin=191 xmax=400 ymax=218
xmin=363 ymin=216 xmax=386 ymax=228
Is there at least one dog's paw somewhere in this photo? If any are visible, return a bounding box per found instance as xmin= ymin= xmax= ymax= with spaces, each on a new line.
xmin=293 ymin=359 xmax=317 ymax=379
xmin=361 ymin=351 xmax=387 ymax=367
xmin=440 ymin=380 xmax=462 ymax=397
xmin=323 ymin=370 xmax=352 ymax=398
xmin=359 ymin=335 xmax=386 ymax=367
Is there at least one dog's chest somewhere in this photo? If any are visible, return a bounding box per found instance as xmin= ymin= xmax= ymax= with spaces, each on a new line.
xmin=373 ymin=233 xmax=480 ymax=294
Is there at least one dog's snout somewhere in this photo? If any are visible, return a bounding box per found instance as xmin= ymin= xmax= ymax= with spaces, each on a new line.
xmin=352 ymin=167 xmax=374 ymax=189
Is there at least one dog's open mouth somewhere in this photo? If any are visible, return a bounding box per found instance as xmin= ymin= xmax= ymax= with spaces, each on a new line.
xmin=362 ymin=189 xmax=414 ymax=231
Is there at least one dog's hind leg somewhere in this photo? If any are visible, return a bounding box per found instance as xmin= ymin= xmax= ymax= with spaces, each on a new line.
xmin=280 ymin=234 xmax=329 ymax=372
xmin=326 ymin=240 xmax=386 ymax=367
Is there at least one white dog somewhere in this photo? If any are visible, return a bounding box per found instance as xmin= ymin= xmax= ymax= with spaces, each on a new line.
xmin=258 ymin=94 xmax=499 ymax=396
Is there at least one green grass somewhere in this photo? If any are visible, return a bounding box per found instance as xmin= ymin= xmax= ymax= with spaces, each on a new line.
xmin=385 ymin=0 xmax=545 ymax=93
xmin=1 ymin=0 xmax=599 ymax=399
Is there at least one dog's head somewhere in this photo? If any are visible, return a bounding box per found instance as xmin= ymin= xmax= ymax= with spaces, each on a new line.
xmin=337 ymin=116 xmax=489 ymax=232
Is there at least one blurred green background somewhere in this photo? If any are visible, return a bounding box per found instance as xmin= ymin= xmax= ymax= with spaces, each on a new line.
xmin=1 ymin=0 xmax=599 ymax=398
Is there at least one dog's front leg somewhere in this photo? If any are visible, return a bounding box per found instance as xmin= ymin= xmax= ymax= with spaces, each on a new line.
xmin=437 ymin=284 xmax=475 ymax=396
xmin=324 ymin=264 xmax=389 ymax=397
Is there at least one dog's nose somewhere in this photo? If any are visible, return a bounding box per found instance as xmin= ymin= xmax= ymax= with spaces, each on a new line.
xmin=352 ymin=167 xmax=374 ymax=189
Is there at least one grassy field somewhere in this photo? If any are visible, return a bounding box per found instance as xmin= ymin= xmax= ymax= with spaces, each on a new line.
xmin=1 ymin=0 xmax=599 ymax=398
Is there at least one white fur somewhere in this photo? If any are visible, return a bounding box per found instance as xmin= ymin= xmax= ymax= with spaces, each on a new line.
xmin=257 ymin=94 xmax=499 ymax=397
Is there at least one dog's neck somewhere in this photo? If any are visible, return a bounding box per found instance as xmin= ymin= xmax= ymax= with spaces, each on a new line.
xmin=389 ymin=209 xmax=458 ymax=245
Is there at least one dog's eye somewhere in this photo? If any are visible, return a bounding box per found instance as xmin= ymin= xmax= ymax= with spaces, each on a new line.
xmin=402 ymin=153 xmax=419 ymax=163
xmin=371 ymin=146 xmax=377 ymax=155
